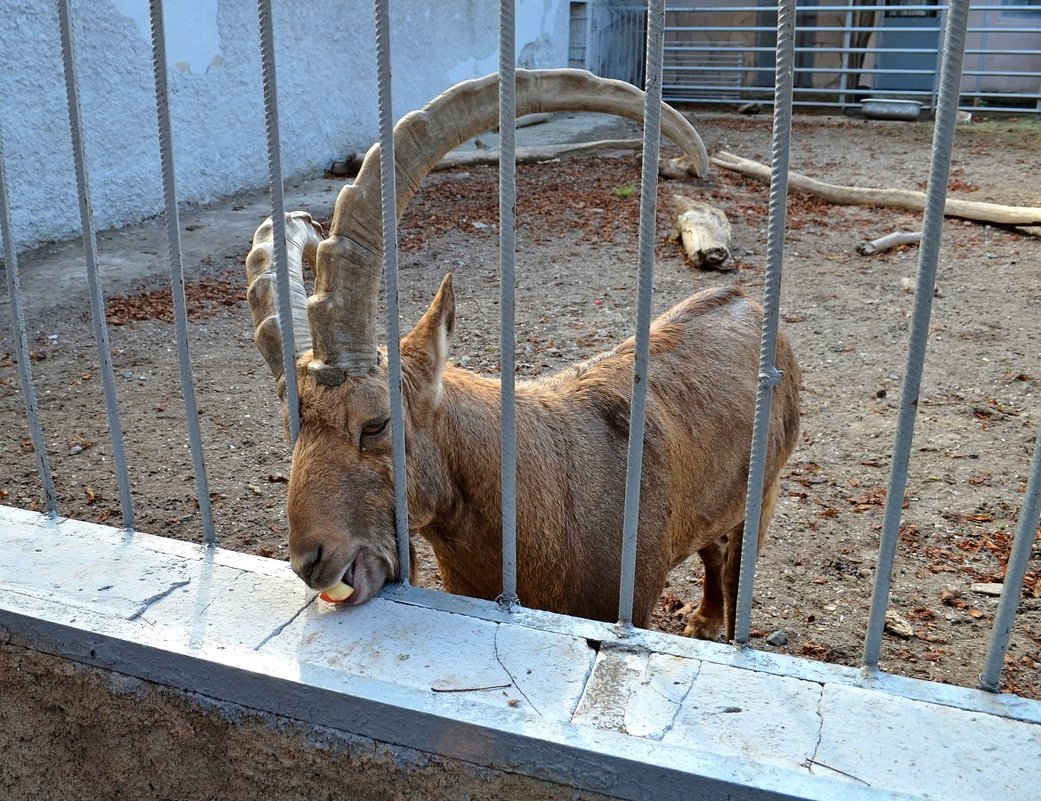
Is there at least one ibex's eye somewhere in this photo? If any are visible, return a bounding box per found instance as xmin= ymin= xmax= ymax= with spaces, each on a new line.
xmin=361 ymin=418 xmax=389 ymax=437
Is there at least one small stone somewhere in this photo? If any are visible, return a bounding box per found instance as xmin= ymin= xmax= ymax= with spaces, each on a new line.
xmin=969 ymin=582 xmax=1004 ymax=597
xmin=900 ymin=277 xmax=916 ymax=294
xmin=68 ymin=445 xmax=83 ymax=455
xmin=884 ymin=610 xmax=914 ymax=639
xmin=765 ymin=630 xmax=788 ymax=647
xmin=123 ymin=370 xmax=135 ymax=380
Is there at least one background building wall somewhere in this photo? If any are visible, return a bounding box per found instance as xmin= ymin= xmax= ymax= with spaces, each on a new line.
xmin=0 ymin=0 xmax=570 ymax=251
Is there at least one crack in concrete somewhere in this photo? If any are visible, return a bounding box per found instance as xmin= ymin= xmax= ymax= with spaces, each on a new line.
xmin=494 ymin=624 xmax=542 ymax=717
xmin=809 ymin=683 xmax=826 ymax=767
xmin=254 ymin=595 xmax=316 ymax=651
xmin=128 ymin=579 xmax=190 ymax=620
xmin=568 ymin=638 xmax=602 ymax=721
xmin=654 ymin=659 xmax=702 ymax=743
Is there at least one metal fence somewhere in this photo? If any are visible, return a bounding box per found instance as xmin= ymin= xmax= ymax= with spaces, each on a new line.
xmin=655 ymin=2 xmax=1041 ymax=112
xmin=1 ymin=0 xmax=1039 ymax=707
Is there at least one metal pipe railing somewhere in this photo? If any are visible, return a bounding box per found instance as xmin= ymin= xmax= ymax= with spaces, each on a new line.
xmin=256 ymin=0 xmax=301 ymax=446
xmin=733 ymin=0 xmax=796 ymax=647
xmin=57 ymin=0 xmax=135 ymax=531
xmin=372 ymin=0 xmax=412 ymax=588
xmin=147 ymin=0 xmax=215 ymax=546
xmin=979 ymin=420 xmax=1041 ymax=691
xmin=0 ymin=118 xmax=58 ymax=518
xmin=617 ymin=0 xmax=667 ymax=630
xmin=0 ymin=0 xmax=1032 ymax=695
xmin=862 ymin=0 xmax=973 ymax=672
xmin=498 ymin=0 xmax=520 ymax=610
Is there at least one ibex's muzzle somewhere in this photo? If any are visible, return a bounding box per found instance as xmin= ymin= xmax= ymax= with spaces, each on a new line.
xmin=290 ymin=536 xmax=395 ymax=607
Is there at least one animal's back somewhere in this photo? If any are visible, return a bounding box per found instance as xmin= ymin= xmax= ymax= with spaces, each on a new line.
xmin=533 ymin=286 xmax=800 ymax=623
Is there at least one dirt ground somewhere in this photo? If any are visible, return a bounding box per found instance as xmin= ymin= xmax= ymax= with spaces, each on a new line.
xmin=2 ymin=111 xmax=1039 ymax=698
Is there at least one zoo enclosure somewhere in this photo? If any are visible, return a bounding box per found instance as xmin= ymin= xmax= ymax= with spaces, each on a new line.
xmin=576 ymin=1 xmax=1041 ymax=112
xmin=0 ymin=0 xmax=1040 ymax=781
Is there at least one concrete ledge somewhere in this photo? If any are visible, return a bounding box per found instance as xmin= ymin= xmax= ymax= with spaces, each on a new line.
xmin=1 ymin=507 xmax=1039 ymax=800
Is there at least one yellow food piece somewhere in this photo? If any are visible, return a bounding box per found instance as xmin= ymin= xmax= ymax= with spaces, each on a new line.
xmin=319 ymin=582 xmax=355 ymax=602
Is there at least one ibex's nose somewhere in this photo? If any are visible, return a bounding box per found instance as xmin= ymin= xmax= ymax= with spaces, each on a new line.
xmin=290 ymin=544 xmax=323 ymax=587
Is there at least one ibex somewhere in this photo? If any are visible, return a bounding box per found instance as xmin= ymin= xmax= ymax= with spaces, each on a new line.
xmin=245 ymin=70 xmax=800 ymax=640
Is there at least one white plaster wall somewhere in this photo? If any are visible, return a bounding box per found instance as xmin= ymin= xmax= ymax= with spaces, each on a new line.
xmin=0 ymin=0 xmax=570 ymax=251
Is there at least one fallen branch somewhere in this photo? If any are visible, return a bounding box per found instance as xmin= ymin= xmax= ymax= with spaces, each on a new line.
xmin=856 ymin=230 xmax=923 ymax=256
xmin=711 ymin=151 xmax=1041 ymax=227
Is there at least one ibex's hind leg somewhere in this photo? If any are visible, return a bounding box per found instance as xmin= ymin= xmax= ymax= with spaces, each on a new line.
xmin=722 ymin=523 xmax=743 ymax=642
xmin=722 ymin=477 xmax=782 ymax=641
xmin=682 ymin=537 xmax=727 ymax=640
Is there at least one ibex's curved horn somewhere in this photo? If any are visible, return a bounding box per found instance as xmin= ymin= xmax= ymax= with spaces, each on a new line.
xmin=245 ymin=211 xmax=324 ymax=386
xmin=307 ymin=68 xmax=709 ymax=386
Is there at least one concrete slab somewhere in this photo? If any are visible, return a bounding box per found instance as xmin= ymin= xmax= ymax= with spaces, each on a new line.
xmin=260 ymin=591 xmax=595 ymax=717
xmin=666 ymin=661 xmax=824 ymax=773
xmin=573 ymin=647 xmax=702 ymax=738
xmin=136 ymin=561 xmax=315 ymax=651
xmin=816 ymin=683 xmax=1041 ymax=800
xmin=0 ymin=518 xmax=191 ymax=619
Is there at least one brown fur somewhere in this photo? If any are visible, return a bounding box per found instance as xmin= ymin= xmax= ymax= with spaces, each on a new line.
xmin=286 ymin=275 xmax=800 ymax=639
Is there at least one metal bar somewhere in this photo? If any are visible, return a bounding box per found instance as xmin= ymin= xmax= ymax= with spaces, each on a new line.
xmin=617 ymin=0 xmax=663 ymax=630
xmin=862 ymin=0 xmax=972 ymax=672
xmin=374 ymin=0 xmax=411 ymax=587
xmin=0 ymin=119 xmax=58 ymax=517
xmin=659 ymin=92 xmax=1040 ymax=111
xmin=733 ymin=0 xmax=797 ymax=647
xmin=56 ymin=0 xmax=134 ymax=531
xmin=256 ymin=0 xmax=301 ymax=444
xmin=147 ymin=0 xmax=215 ymax=546
xmin=979 ymin=420 xmax=1041 ymax=691
xmin=497 ymin=0 xmax=519 ymax=610
xmin=839 ymin=2 xmax=854 ymax=108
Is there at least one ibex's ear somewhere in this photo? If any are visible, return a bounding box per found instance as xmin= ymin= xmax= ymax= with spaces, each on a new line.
xmin=402 ymin=273 xmax=455 ymax=390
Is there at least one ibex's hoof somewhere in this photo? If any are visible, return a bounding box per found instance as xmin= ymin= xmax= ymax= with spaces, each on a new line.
xmin=682 ymin=612 xmax=724 ymax=642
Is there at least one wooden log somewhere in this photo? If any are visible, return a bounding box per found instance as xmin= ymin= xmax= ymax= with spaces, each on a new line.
xmin=856 ymin=230 xmax=923 ymax=256
xmin=711 ymin=151 xmax=1041 ymax=227
xmin=670 ymin=195 xmax=733 ymax=270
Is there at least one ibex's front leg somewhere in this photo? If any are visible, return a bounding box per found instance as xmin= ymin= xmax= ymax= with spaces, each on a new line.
xmin=683 ymin=537 xmax=728 ymax=640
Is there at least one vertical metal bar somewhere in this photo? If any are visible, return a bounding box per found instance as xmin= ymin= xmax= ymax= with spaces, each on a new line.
xmin=862 ymin=0 xmax=972 ymax=671
xmin=56 ymin=0 xmax=135 ymax=531
xmin=148 ymin=0 xmax=215 ymax=546
xmin=979 ymin=420 xmax=1041 ymax=691
xmin=374 ymin=0 xmax=411 ymax=586
xmin=733 ymin=0 xmax=796 ymax=647
xmin=0 ymin=119 xmax=58 ymax=517
xmin=931 ymin=5 xmax=947 ymax=113
xmin=498 ymin=0 xmax=519 ymax=609
xmin=839 ymin=2 xmax=854 ymax=108
xmin=617 ymin=0 xmax=665 ymax=630
xmin=256 ymin=0 xmax=301 ymax=444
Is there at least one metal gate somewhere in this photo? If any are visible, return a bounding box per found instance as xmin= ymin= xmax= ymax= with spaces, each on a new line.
xmin=651 ymin=2 xmax=1041 ymax=112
